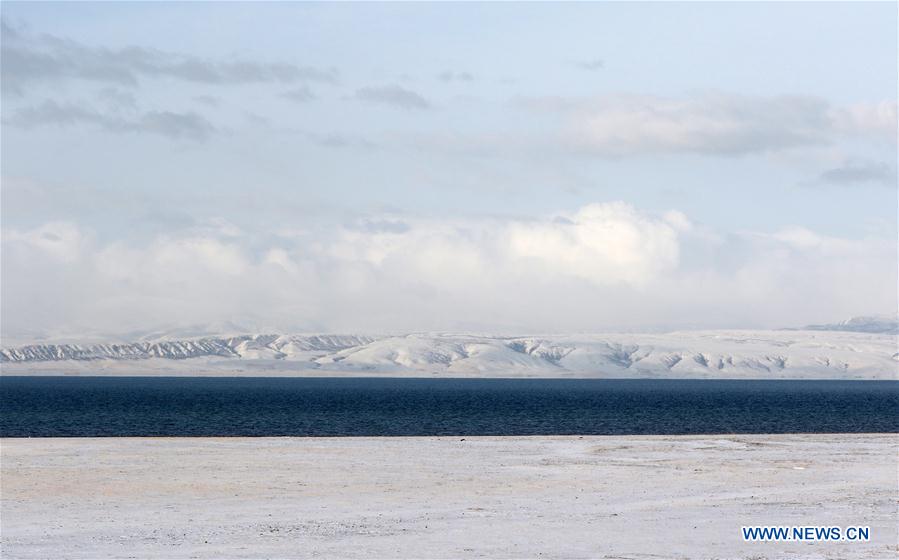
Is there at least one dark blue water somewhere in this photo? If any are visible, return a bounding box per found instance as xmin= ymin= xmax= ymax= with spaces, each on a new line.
xmin=1 ymin=377 xmax=896 ymax=437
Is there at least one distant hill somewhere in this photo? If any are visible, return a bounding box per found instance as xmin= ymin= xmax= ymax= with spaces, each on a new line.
xmin=802 ymin=315 xmax=898 ymax=335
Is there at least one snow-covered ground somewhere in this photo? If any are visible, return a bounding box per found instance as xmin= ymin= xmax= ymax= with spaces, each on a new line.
xmin=1 ymin=435 xmax=895 ymax=559
xmin=2 ymin=329 xmax=897 ymax=379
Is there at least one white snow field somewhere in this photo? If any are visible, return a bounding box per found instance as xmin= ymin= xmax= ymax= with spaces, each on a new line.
xmin=1 ymin=435 xmax=895 ymax=559
xmin=2 ymin=329 xmax=896 ymax=379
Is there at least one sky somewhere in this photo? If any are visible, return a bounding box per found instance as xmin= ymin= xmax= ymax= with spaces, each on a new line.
xmin=1 ymin=2 xmax=896 ymax=338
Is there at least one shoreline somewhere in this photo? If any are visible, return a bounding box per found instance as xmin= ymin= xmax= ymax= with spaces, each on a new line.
xmin=3 ymin=370 xmax=895 ymax=379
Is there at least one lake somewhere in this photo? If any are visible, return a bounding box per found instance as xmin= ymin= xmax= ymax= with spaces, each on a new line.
xmin=1 ymin=377 xmax=896 ymax=437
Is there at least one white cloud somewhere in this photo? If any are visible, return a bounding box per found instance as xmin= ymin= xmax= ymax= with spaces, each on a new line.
xmin=505 ymin=203 xmax=679 ymax=287
xmin=2 ymin=203 xmax=894 ymax=336
xmin=767 ymin=226 xmax=856 ymax=252
xmin=518 ymin=93 xmax=896 ymax=158
xmin=153 ymin=237 xmax=248 ymax=275
xmin=323 ymin=203 xmax=680 ymax=289
xmin=3 ymin=221 xmax=89 ymax=262
xmin=831 ymin=100 xmax=898 ymax=142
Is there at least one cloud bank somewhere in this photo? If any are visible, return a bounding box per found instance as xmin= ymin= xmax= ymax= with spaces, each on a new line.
xmin=2 ymin=202 xmax=894 ymax=337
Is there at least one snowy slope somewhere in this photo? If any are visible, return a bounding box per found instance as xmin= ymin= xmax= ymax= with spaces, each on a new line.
xmin=1 ymin=330 xmax=896 ymax=379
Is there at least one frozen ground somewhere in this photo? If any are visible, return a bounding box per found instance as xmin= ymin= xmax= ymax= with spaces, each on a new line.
xmin=1 ymin=435 xmax=895 ymax=559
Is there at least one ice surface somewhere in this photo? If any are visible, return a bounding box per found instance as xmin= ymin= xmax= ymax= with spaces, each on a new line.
xmin=1 ymin=435 xmax=895 ymax=559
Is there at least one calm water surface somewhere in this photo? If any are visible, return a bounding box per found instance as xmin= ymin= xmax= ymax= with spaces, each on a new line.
xmin=1 ymin=377 xmax=896 ymax=437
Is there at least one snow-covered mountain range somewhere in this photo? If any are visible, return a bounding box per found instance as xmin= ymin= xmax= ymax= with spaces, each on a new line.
xmin=2 ymin=321 xmax=896 ymax=379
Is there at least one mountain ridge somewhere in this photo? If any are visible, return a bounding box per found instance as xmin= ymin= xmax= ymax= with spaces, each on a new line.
xmin=2 ymin=329 xmax=895 ymax=379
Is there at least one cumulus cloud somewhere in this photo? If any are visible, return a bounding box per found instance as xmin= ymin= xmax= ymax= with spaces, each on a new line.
xmin=4 ymin=99 xmax=216 ymax=141
xmin=521 ymin=93 xmax=897 ymax=157
xmin=2 ymin=203 xmax=894 ymax=336
xmin=354 ymin=85 xmax=430 ymax=110
xmin=0 ymin=19 xmax=338 ymax=94
xmin=505 ymin=203 xmax=680 ymax=287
